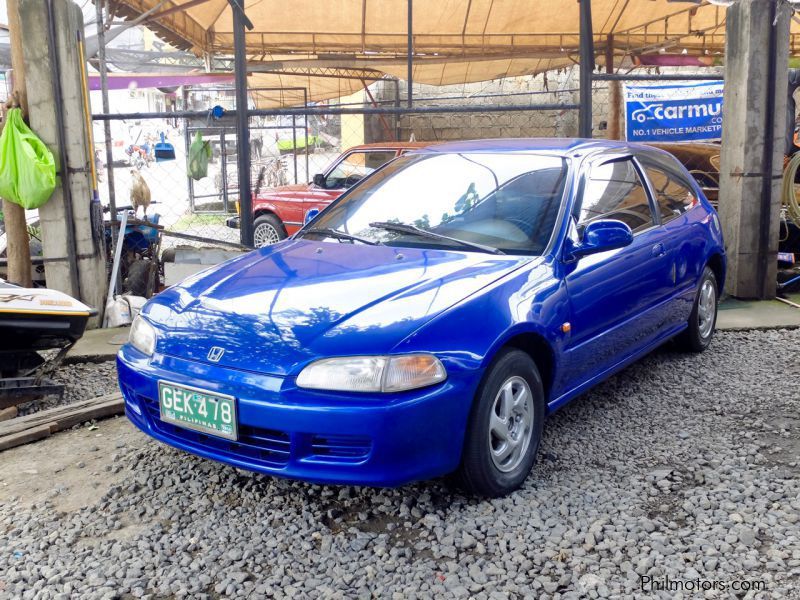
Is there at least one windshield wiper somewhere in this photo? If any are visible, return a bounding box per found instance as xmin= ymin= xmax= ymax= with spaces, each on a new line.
xmin=297 ymin=227 xmax=381 ymax=246
xmin=368 ymin=221 xmax=504 ymax=255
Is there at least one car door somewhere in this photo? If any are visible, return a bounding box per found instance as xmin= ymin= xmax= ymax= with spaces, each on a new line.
xmin=558 ymin=156 xmax=675 ymax=390
xmin=303 ymin=149 xmax=399 ymax=223
xmin=636 ymin=152 xmax=704 ymax=327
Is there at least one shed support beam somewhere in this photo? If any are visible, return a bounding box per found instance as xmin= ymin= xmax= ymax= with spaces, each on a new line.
xmin=407 ymin=0 xmax=413 ymax=108
xmin=230 ymin=0 xmax=254 ymax=247
xmin=18 ymin=0 xmax=107 ymax=319
xmin=718 ymin=0 xmax=790 ymax=299
xmin=605 ymin=35 xmax=621 ymax=140
xmin=578 ymin=0 xmax=594 ymax=138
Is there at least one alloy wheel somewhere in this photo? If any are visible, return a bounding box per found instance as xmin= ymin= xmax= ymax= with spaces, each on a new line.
xmin=488 ymin=376 xmax=534 ymax=473
xmin=697 ymin=279 xmax=716 ymax=339
xmin=254 ymin=222 xmax=281 ymax=248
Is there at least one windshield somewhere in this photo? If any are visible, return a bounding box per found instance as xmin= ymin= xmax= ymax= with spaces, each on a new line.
xmin=305 ymin=152 xmax=568 ymax=255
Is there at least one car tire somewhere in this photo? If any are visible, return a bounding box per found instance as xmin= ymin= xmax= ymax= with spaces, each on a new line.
xmin=457 ymin=349 xmax=545 ymax=497
xmin=253 ymin=214 xmax=287 ymax=248
xmin=676 ymin=266 xmax=718 ymax=353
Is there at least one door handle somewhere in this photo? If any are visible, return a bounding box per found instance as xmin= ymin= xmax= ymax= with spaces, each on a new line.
xmin=651 ymin=243 xmax=666 ymax=257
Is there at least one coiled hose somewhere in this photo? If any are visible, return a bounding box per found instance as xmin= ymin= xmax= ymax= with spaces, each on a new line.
xmin=782 ymin=152 xmax=800 ymax=229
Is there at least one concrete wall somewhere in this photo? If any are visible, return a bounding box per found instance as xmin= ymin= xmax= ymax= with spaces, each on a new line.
xmin=367 ymin=70 xmax=590 ymax=143
xmin=363 ymin=67 xmax=722 ymax=145
xmin=20 ymin=0 xmax=107 ymax=321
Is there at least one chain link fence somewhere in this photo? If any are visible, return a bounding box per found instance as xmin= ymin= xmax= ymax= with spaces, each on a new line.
xmin=91 ymin=86 xmax=583 ymax=250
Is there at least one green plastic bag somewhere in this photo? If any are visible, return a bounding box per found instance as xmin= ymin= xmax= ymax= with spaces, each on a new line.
xmin=0 ymin=108 xmax=56 ymax=209
xmin=188 ymin=131 xmax=212 ymax=181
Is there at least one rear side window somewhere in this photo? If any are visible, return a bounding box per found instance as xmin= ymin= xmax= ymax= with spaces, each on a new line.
xmin=576 ymin=159 xmax=654 ymax=234
xmin=641 ymin=164 xmax=698 ymax=224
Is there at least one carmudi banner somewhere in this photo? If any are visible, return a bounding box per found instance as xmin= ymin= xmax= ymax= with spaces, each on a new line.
xmin=624 ymin=81 xmax=723 ymax=142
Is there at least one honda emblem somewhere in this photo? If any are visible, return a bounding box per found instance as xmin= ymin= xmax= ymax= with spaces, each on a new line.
xmin=207 ymin=346 xmax=225 ymax=362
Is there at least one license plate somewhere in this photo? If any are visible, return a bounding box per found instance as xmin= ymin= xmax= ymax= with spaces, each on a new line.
xmin=158 ymin=381 xmax=237 ymax=441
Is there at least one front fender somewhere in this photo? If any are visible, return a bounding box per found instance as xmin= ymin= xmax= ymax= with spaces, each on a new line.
xmin=391 ymin=259 xmax=570 ymax=397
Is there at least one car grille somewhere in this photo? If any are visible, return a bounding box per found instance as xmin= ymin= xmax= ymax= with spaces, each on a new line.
xmin=137 ymin=393 xmax=291 ymax=467
xmin=131 ymin=391 xmax=372 ymax=466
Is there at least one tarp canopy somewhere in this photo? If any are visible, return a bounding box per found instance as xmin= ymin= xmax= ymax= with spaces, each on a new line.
xmin=107 ymin=0 xmax=799 ymax=103
xmin=248 ymin=73 xmax=373 ymax=107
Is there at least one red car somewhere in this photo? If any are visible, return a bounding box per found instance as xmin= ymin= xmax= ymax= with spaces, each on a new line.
xmin=228 ymin=142 xmax=433 ymax=247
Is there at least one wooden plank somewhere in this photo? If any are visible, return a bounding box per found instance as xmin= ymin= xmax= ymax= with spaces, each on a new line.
xmin=0 ymin=391 xmax=121 ymax=429
xmin=0 ymin=397 xmax=123 ymax=437
xmin=53 ymin=398 xmax=125 ymax=431
xmin=0 ymin=407 xmax=17 ymax=422
xmin=0 ymin=395 xmax=124 ymax=452
xmin=0 ymin=424 xmax=52 ymax=451
xmin=0 ymin=392 xmax=123 ymax=437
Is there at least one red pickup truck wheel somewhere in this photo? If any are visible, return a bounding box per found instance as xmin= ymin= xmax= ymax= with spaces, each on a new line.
xmin=253 ymin=214 xmax=287 ymax=248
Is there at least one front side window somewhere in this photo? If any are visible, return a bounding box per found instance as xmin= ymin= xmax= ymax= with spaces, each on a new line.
xmin=307 ymin=152 xmax=568 ymax=255
xmin=641 ymin=163 xmax=698 ymax=224
xmin=576 ymin=159 xmax=654 ymax=234
xmin=324 ymin=150 xmax=398 ymax=189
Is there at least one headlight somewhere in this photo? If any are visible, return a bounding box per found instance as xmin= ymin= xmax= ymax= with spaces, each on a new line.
xmin=296 ymin=354 xmax=446 ymax=393
xmin=129 ymin=315 xmax=156 ymax=356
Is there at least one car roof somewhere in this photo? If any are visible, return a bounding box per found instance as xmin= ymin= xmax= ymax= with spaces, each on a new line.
xmin=411 ymin=138 xmax=660 ymax=158
xmin=347 ymin=141 xmax=439 ymax=151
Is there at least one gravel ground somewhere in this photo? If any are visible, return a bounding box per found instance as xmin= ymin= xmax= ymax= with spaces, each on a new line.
xmin=1 ymin=329 xmax=798 ymax=599
xmin=16 ymin=361 xmax=120 ymax=417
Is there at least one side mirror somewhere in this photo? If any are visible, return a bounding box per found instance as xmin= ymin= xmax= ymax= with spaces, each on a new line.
xmin=570 ymin=219 xmax=633 ymax=259
xmin=312 ymin=173 xmax=326 ymax=188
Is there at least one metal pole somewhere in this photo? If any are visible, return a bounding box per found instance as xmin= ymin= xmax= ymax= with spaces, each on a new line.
xmin=304 ymin=88 xmax=309 ymax=183
xmin=232 ymin=1 xmax=254 ymax=247
xmin=183 ymin=87 xmax=194 ymax=211
xmin=578 ymin=0 xmax=594 ymax=138
xmin=394 ymin=78 xmax=401 ymax=140
xmin=93 ymin=103 xmax=582 ymax=121
xmin=220 ymin=130 xmax=229 ymax=211
xmin=592 ymin=73 xmax=723 ymax=81
xmin=292 ymin=113 xmax=298 ymax=184
xmin=103 ymin=209 xmax=127 ymax=327
xmin=95 ymin=0 xmax=116 ymax=223
xmin=407 ymin=0 xmax=413 ymax=108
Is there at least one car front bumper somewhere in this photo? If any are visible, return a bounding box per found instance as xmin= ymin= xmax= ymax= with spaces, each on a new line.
xmin=117 ymin=345 xmax=479 ymax=487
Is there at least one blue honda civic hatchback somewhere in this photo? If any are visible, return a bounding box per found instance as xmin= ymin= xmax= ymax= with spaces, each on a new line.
xmin=118 ymin=139 xmax=725 ymax=496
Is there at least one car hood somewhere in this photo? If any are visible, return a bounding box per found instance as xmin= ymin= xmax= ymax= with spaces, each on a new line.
xmin=256 ymin=184 xmax=340 ymax=203
xmin=145 ymin=239 xmax=531 ymax=376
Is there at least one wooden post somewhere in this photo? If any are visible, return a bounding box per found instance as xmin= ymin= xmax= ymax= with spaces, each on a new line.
xmin=606 ymin=35 xmax=622 ymax=140
xmin=2 ymin=0 xmax=32 ymax=287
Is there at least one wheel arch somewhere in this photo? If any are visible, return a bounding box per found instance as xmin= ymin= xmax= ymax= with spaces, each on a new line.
xmin=706 ymin=252 xmax=725 ymax=291
xmin=483 ymin=328 xmax=556 ymax=404
xmin=253 ymin=206 xmax=279 ymax=220
xmin=253 ymin=209 xmax=287 ymax=232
